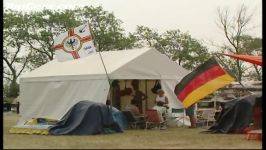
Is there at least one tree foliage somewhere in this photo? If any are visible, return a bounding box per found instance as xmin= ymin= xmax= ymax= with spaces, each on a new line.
xmin=5 ymin=4 xmax=260 ymax=99
xmin=216 ymin=4 xmax=259 ymax=82
xmin=3 ymin=9 xmax=32 ymax=97
xmin=76 ymin=6 xmax=138 ymax=51
xmin=134 ymin=26 xmax=210 ymax=70
xmin=4 ymin=6 xmax=211 ymax=75
xmin=3 ymin=6 xmax=139 ymax=97
xmin=238 ymin=35 xmax=262 ymax=80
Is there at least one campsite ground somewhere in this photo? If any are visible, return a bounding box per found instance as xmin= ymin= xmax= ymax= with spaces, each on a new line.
xmin=4 ymin=113 xmax=262 ymax=149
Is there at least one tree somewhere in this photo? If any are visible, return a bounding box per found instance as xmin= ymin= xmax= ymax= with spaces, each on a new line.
xmin=216 ymin=4 xmax=256 ymax=82
xmin=25 ymin=9 xmax=81 ymax=68
xmin=134 ymin=25 xmax=161 ymax=48
xmin=20 ymin=6 xmax=137 ymax=68
xmin=4 ymin=6 xmax=138 ymax=72
xmin=3 ymin=9 xmax=32 ymax=97
xmin=3 ymin=6 xmax=139 ymax=97
xmin=134 ymin=26 xmax=210 ymax=70
xmin=238 ymin=35 xmax=262 ymax=80
xmin=76 ymin=6 xmax=138 ymax=51
xmin=157 ymin=30 xmax=210 ymax=70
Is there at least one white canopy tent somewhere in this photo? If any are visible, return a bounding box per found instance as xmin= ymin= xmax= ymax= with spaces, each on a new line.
xmin=18 ymin=48 xmax=189 ymax=125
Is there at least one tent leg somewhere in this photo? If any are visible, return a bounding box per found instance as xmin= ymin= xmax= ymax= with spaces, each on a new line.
xmin=145 ymin=80 xmax=148 ymax=112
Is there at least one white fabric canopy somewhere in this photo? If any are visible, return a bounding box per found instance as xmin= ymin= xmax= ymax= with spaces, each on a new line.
xmin=18 ymin=48 xmax=189 ymax=125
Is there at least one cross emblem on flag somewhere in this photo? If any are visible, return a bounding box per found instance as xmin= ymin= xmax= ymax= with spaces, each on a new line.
xmin=53 ymin=24 xmax=96 ymax=62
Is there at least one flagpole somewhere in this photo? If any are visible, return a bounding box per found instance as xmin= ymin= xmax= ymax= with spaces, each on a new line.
xmin=87 ymin=22 xmax=113 ymax=106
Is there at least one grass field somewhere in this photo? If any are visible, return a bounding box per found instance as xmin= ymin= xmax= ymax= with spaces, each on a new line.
xmin=4 ymin=113 xmax=262 ymax=149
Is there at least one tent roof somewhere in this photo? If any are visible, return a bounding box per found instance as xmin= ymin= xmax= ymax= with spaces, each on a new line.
xmin=223 ymin=54 xmax=262 ymax=66
xmin=21 ymin=48 xmax=189 ymax=82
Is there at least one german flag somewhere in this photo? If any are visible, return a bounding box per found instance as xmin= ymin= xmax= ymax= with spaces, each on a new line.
xmin=174 ymin=57 xmax=235 ymax=108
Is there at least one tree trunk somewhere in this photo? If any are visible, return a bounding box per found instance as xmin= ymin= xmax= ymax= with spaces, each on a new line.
xmin=7 ymin=78 xmax=19 ymax=98
xmin=253 ymin=65 xmax=262 ymax=81
xmin=178 ymin=57 xmax=182 ymax=66
xmin=236 ymin=59 xmax=242 ymax=82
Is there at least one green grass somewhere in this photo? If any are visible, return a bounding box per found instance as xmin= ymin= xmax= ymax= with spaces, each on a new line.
xmin=4 ymin=113 xmax=262 ymax=149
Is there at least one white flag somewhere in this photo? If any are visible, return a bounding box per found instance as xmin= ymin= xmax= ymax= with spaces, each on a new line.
xmin=53 ymin=24 xmax=96 ymax=62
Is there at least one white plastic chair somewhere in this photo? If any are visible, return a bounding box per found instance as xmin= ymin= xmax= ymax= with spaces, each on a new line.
xmin=201 ymin=109 xmax=216 ymax=127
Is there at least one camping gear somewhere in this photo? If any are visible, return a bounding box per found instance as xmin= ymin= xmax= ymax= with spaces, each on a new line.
xmin=174 ymin=57 xmax=235 ymax=108
xmin=18 ymin=48 xmax=189 ymax=125
xmin=49 ymin=101 xmax=122 ymax=135
xmin=112 ymin=111 xmax=128 ymax=130
xmin=145 ymin=109 xmax=166 ymax=130
xmin=24 ymin=118 xmax=58 ymax=125
xmin=9 ymin=125 xmax=51 ymax=135
xmin=197 ymin=109 xmax=216 ymax=127
xmin=168 ymin=108 xmax=186 ymax=127
xmin=207 ymin=94 xmax=257 ymax=133
xmin=120 ymin=80 xmax=133 ymax=96
xmin=246 ymin=129 xmax=262 ymax=141
xmin=122 ymin=111 xmax=146 ymax=129
xmin=9 ymin=118 xmax=57 ymax=135
xmin=151 ymin=80 xmax=161 ymax=94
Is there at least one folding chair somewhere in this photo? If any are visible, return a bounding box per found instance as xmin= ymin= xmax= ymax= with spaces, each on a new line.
xmin=171 ymin=108 xmax=186 ymax=127
xmin=122 ymin=111 xmax=145 ymax=129
xmin=145 ymin=109 xmax=166 ymax=130
xmin=200 ymin=109 xmax=216 ymax=127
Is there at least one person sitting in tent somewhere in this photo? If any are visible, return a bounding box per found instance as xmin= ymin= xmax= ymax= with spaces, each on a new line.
xmin=155 ymin=89 xmax=169 ymax=109
xmin=131 ymin=80 xmax=147 ymax=113
xmin=152 ymin=105 xmax=168 ymax=123
xmin=124 ymin=99 xmax=146 ymax=129
xmin=152 ymin=89 xmax=169 ymax=121
xmin=124 ymin=99 xmax=141 ymax=116
xmin=185 ymin=104 xmax=196 ymax=128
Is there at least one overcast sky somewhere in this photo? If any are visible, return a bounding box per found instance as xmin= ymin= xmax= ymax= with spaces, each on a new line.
xmin=4 ymin=0 xmax=262 ymax=51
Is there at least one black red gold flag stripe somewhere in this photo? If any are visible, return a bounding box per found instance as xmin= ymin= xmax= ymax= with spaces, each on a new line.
xmin=174 ymin=57 xmax=235 ymax=108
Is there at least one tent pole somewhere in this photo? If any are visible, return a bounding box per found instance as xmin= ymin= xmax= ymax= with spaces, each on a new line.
xmin=145 ymin=80 xmax=148 ymax=112
xmin=98 ymin=51 xmax=112 ymax=86
xmin=88 ymin=22 xmax=112 ymax=106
